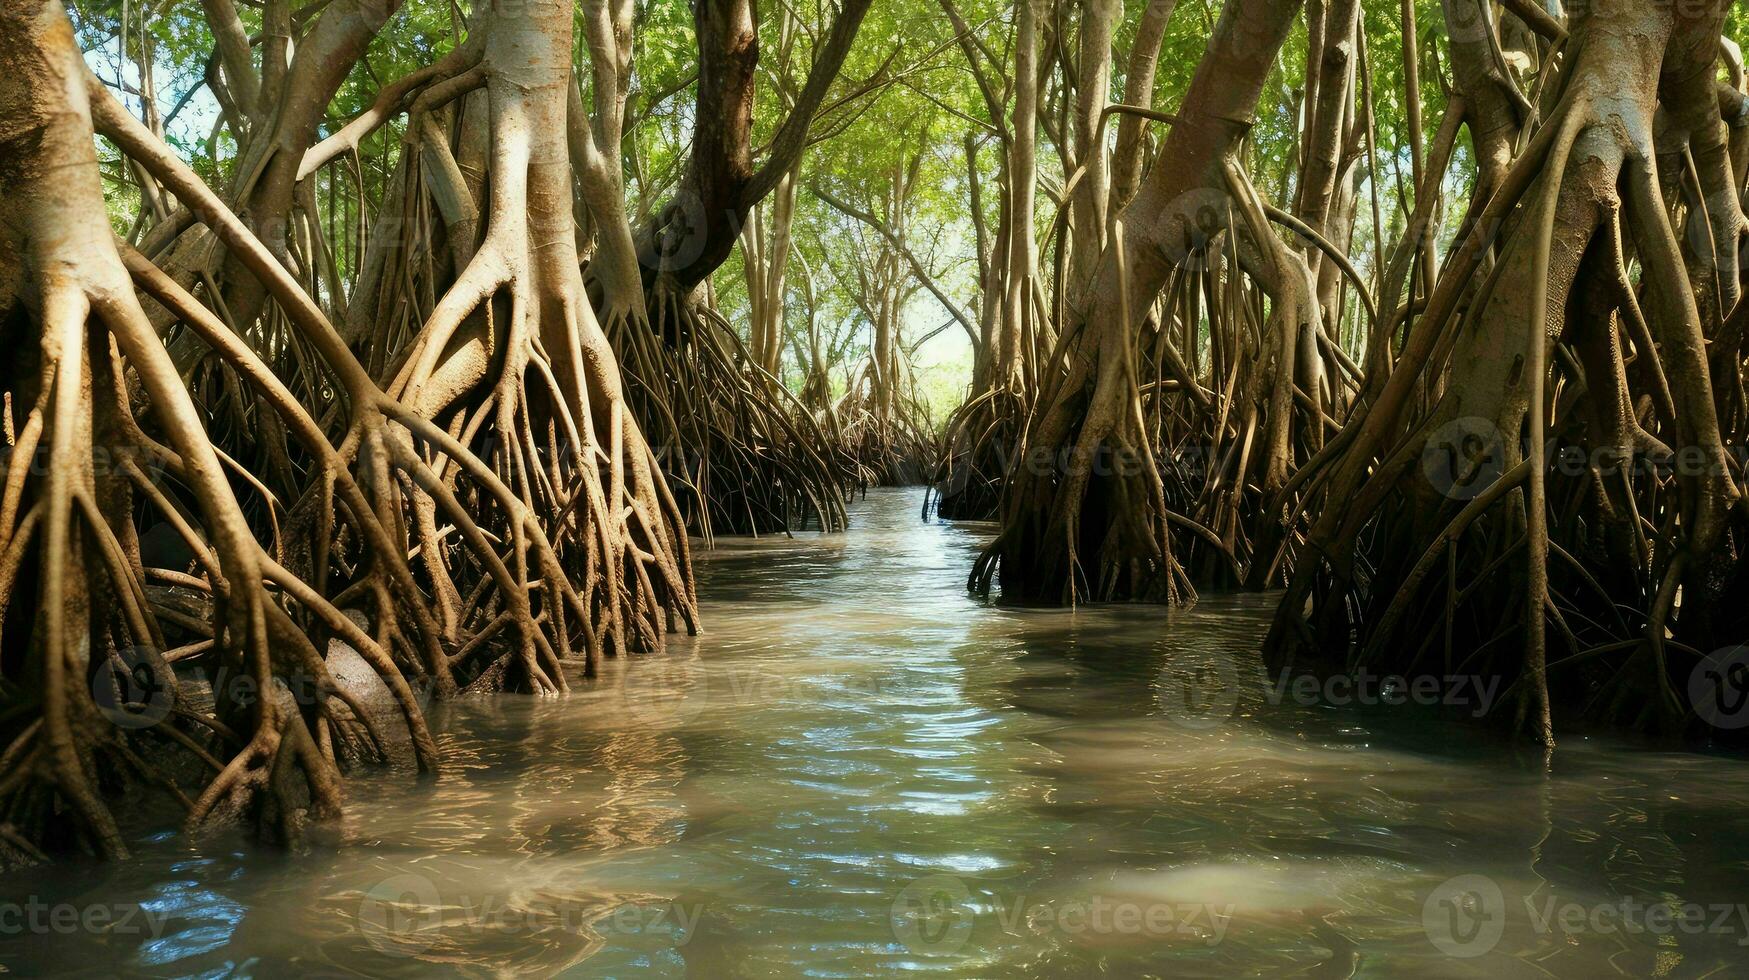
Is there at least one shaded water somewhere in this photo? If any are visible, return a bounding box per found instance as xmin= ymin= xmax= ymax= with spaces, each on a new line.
xmin=7 ymin=489 xmax=1749 ymax=977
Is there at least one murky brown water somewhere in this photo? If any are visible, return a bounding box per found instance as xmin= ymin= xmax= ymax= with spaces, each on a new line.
xmin=6 ymin=488 xmax=1749 ymax=977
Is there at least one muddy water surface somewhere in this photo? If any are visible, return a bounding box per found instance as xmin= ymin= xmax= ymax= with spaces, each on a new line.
xmin=6 ymin=489 xmax=1749 ymax=977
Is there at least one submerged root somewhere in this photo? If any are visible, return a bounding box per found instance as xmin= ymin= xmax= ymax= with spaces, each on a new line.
xmin=1266 ymin=3 xmax=1747 ymax=741
xmin=833 ymin=361 xmax=934 ymax=490
xmin=0 ymin=0 xmax=703 ymax=861
xmin=927 ymin=386 xmax=1026 ymax=522
xmin=0 ymin=1 xmax=443 ymax=858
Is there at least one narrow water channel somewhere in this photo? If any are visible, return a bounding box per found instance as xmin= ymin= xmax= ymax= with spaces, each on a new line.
xmin=6 ymin=489 xmax=1749 ymax=977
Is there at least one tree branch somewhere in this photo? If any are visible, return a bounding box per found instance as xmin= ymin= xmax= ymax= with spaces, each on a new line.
xmin=740 ymin=0 xmax=876 ymax=208
xmin=813 ymin=182 xmax=981 ymax=350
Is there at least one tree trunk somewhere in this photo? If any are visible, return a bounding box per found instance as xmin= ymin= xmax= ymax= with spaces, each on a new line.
xmin=1265 ymin=0 xmax=1746 ymax=742
xmin=972 ymin=0 xmax=1307 ymax=604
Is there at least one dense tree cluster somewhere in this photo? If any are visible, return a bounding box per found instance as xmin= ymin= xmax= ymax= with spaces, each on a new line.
xmin=1 ymin=0 xmax=1746 ymax=861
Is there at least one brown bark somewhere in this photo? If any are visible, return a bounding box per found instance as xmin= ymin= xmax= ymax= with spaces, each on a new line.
xmin=1267 ymin=0 xmax=1746 ymax=741
xmin=635 ymin=0 xmax=874 ymax=295
xmin=973 ymin=0 xmax=1306 ymax=604
xmin=1067 ymin=0 xmax=1119 ymax=300
xmin=0 ymin=0 xmax=445 ymax=859
xmin=1110 ymin=0 xmax=1179 ymax=210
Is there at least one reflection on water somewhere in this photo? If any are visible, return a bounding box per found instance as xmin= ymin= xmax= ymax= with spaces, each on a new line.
xmin=6 ymin=489 xmax=1749 ymax=977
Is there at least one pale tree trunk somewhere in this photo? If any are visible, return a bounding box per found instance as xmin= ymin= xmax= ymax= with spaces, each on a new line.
xmin=741 ymin=160 xmax=803 ymax=379
xmin=965 ymin=134 xmax=997 ymax=385
xmin=831 ymin=151 xmax=931 ymax=487
xmin=578 ymin=0 xmax=872 ymax=538
xmin=930 ymin=0 xmax=1150 ymax=521
xmin=0 ymin=0 xmax=464 ymax=859
xmin=1000 ymin=0 xmax=1044 ymax=390
xmin=572 ymin=0 xmax=643 ymax=321
xmin=157 ymin=0 xmax=423 ymax=343
xmin=384 ymin=0 xmax=698 ymax=670
xmin=1110 ymin=0 xmax=1178 ymax=210
xmin=1269 ymin=0 xmax=1746 ymax=742
xmin=1439 ymin=0 xmax=1527 ymax=202
xmin=1294 ymin=0 xmax=1361 ymax=341
xmin=973 ymin=0 xmax=1306 ymax=604
xmin=738 ymin=3 xmax=809 ymax=380
xmin=935 ymin=0 xmax=1012 ymax=392
xmin=795 ymin=249 xmax=835 ymax=414
xmin=1067 ymin=0 xmax=1119 ymax=300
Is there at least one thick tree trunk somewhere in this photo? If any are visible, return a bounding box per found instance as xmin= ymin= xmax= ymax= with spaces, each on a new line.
xmin=972 ymin=0 xmax=1307 ymax=604
xmin=741 ymin=162 xmax=802 ymax=378
xmin=385 ymin=0 xmax=698 ymax=673
xmin=1067 ymin=0 xmax=1119 ymax=300
xmin=582 ymin=0 xmax=872 ymax=538
xmin=1110 ymin=0 xmax=1178 ymax=211
xmin=926 ymin=0 xmax=1051 ymax=520
xmin=1266 ymin=0 xmax=1746 ymax=742
xmin=998 ymin=0 xmax=1043 ymax=392
xmin=0 ymin=0 xmax=453 ymax=860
